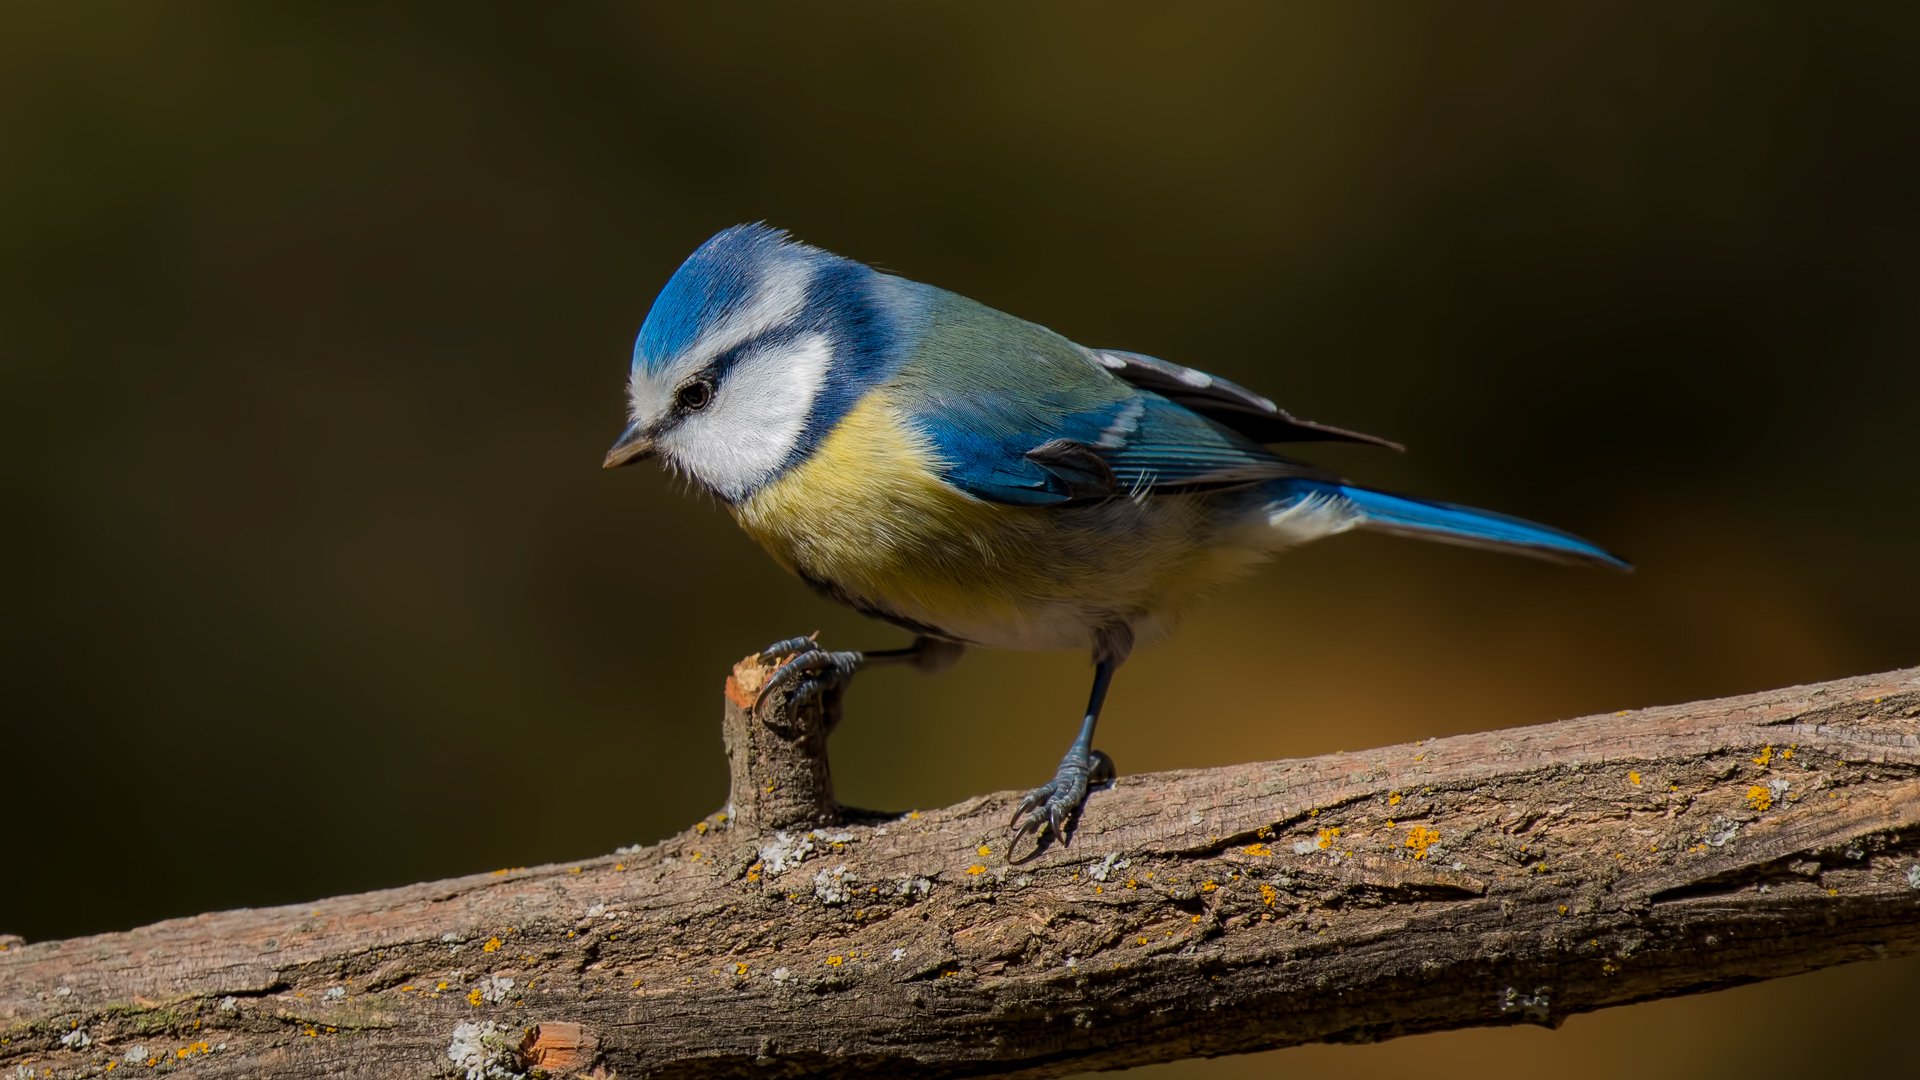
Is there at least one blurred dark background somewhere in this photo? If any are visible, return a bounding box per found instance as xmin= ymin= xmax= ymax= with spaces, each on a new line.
xmin=4 ymin=4 xmax=1917 ymax=1077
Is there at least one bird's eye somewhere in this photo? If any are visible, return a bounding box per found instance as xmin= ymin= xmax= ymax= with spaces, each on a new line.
xmin=677 ymin=381 xmax=713 ymax=411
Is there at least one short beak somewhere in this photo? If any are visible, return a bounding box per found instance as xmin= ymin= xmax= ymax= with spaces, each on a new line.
xmin=602 ymin=422 xmax=656 ymax=469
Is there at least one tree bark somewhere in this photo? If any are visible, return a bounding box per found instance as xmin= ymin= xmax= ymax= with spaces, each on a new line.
xmin=4 ymin=662 xmax=1918 ymax=1080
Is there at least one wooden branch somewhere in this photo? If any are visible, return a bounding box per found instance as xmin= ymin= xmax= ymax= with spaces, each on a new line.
xmin=5 ymin=662 xmax=1919 ymax=1080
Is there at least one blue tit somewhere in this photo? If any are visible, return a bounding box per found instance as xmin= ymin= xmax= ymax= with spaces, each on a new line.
xmin=604 ymin=224 xmax=1627 ymax=845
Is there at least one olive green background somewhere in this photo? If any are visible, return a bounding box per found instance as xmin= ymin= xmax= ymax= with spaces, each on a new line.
xmin=4 ymin=4 xmax=1917 ymax=1077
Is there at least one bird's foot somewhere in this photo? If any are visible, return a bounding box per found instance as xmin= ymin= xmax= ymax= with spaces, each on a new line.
xmin=754 ymin=636 xmax=864 ymax=728
xmin=1011 ymin=747 xmax=1116 ymax=846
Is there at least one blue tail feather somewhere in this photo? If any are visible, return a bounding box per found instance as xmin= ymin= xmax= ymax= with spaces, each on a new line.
xmin=1273 ymin=480 xmax=1631 ymax=570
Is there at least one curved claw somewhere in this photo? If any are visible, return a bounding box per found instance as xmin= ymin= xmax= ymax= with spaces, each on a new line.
xmin=755 ymin=650 xmax=831 ymax=711
xmin=759 ymin=636 xmax=817 ymax=663
xmin=753 ymin=638 xmax=864 ymax=716
xmin=1010 ymin=749 xmax=1116 ymax=846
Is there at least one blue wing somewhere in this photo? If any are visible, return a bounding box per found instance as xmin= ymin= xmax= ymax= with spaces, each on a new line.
xmin=890 ymin=290 xmax=1326 ymax=506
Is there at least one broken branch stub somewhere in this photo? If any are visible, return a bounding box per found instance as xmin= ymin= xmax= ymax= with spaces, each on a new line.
xmin=723 ymin=652 xmax=842 ymax=832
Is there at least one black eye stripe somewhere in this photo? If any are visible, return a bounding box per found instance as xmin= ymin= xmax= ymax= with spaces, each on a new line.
xmin=670 ymin=323 xmax=802 ymax=414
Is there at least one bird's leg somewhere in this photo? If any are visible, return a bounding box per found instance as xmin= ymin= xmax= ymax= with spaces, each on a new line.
xmin=1011 ymin=656 xmax=1119 ymax=845
xmin=755 ymin=635 xmax=961 ymax=736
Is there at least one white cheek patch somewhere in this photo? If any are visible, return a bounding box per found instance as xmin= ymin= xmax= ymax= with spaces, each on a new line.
xmin=662 ymin=332 xmax=833 ymax=499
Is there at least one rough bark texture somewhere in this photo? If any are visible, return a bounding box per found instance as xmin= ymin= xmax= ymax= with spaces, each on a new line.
xmin=4 ymin=662 xmax=1919 ymax=1080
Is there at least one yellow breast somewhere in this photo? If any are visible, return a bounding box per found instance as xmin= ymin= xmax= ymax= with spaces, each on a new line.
xmin=731 ymin=392 xmax=1276 ymax=650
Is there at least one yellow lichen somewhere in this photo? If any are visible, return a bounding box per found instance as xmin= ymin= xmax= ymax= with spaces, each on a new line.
xmin=827 ymin=956 xmax=843 ymax=966
xmin=1243 ymin=843 xmax=1272 ymax=857
xmin=1260 ymin=884 xmax=1277 ymax=907
xmin=1388 ymin=792 xmax=1401 ymax=806
xmin=467 ymin=989 xmax=483 ymax=1006
xmin=1753 ymin=745 xmax=1773 ymax=766
xmin=1405 ymin=826 xmax=1440 ymax=859
xmin=1628 ymin=771 xmax=1641 ymax=786
xmin=736 ymin=963 xmax=749 ymax=976
xmin=1782 ymin=746 xmax=1795 ymax=760
xmin=1315 ymin=827 xmax=1341 ymax=850
xmin=1201 ymin=880 xmax=1218 ymax=893
xmin=1601 ymin=959 xmax=1619 ymax=976
xmin=966 ymin=864 xmax=986 ymax=875
xmin=482 ymin=937 xmax=501 ymax=952
xmin=977 ymin=845 xmax=992 ymax=857
xmin=1746 ymin=786 xmax=1774 ymax=812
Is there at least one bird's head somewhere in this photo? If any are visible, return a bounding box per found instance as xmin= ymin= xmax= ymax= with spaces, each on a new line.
xmin=605 ymin=224 xmax=886 ymax=501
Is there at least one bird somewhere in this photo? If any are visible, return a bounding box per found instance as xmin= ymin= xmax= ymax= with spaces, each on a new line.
xmin=604 ymin=224 xmax=1627 ymax=846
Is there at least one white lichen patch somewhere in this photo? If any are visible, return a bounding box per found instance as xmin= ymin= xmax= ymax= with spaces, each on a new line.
xmin=122 ymin=1046 xmax=148 ymax=1064
xmin=478 ymin=975 xmax=515 ymax=1004
xmin=771 ymin=967 xmax=792 ymax=984
xmin=447 ymin=1021 xmax=523 ymax=1080
xmin=614 ymin=844 xmax=642 ymax=855
xmin=584 ymin=903 xmax=607 ymax=919
xmin=1292 ymin=839 xmax=1318 ymax=855
xmin=219 ymin=996 xmax=237 ymax=1013
xmin=896 ymin=875 xmax=933 ymax=899
xmin=1908 ymin=864 xmax=1920 ymax=890
xmin=324 ymin=986 xmax=346 ymax=1000
xmin=813 ymin=865 xmax=858 ymax=905
xmin=59 ymin=1028 xmax=90 ymax=1050
xmin=1086 ymin=853 xmax=1129 ymax=882
xmin=1704 ymin=816 xmax=1740 ymax=847
xmin=759 ymin=830 xmax=815 ymax=873
xmin=890 ymin=948 xmax=906 ymax=961
xmin=1499 ymin=985 xmax=1551 ymax=1021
